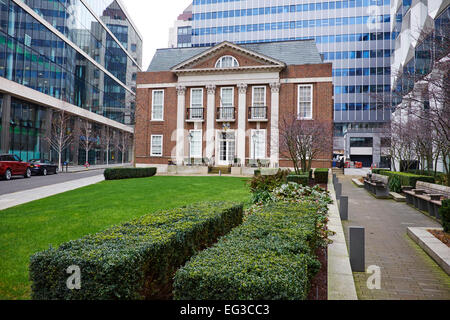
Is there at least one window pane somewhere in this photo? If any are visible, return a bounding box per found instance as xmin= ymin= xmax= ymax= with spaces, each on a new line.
xmin=151 ymin=136 xmax=162 ymax=155
xmin=298 ymin=86 xmax=312 ymax=118
xmin=191 ymin=89 xmax=203 ymax=107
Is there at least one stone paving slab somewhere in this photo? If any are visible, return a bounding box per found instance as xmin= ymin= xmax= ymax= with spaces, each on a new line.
xmin=338 ymin=175 xmax=450 ymax=300
xmin=0 ymin=175 xmax=104 ymax=210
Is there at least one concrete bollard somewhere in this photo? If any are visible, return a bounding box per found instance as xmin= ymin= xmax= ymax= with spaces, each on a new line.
xmin=332 ymin=173 xmax=337 ymax=185
xmin=349 ymin=226 xmax=365 ymax=272
xmin=339 ymin=196 xmax=348 ymax=220
xmin=335 ymin=182 xmax=342 ymax=199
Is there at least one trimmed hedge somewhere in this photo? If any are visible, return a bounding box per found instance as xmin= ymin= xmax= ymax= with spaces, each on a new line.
xmin=173 ymin=202 xmax=323 ymax=300
xmin=314 ymin=168 xmax=329 ymax=184
xmin=287 ymin=174 xmax=309 ymax=186
xmin=372 ymin=168 xmax=389 ymax=174
xmin=29 ymin=202 xmax=244 ymax=300
xmin=439 ymin=199 xmax=450 ymax=233
xmin=379 ymin=170 xmax=435 ymax=188
xmin=254 ymin=169 xmax=261 ymax=176
xmin=104 ymin=167 xmax=157 ymax=180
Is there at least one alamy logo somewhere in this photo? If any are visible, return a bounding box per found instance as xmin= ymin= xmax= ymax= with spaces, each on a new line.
xmin=66 ymin=265 xmax=81 ymax=290
xmin=366 ymin=265 xmax=381 ymax=290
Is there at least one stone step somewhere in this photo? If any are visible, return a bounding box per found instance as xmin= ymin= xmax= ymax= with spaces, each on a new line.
xmin=390 ymin=191 xmax=406 ymax=202
xmin=209 ymin=167 xmax=231 ymax=174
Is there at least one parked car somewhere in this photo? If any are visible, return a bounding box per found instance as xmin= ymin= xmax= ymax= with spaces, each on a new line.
xmin=0 ymin=154 xmax=32 ymax=180
xmin=29 ymin=159 xmax=58 ymax=176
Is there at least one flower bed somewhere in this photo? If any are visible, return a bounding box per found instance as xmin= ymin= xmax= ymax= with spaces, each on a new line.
xmin=173 ymin=184 xmax=332 ymax=300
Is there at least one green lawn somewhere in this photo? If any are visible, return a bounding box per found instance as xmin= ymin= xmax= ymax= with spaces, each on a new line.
xmin=0 ymin=176 xmax=250 ymax=300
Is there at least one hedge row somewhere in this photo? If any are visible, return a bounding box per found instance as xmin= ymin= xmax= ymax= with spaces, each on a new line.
xmin=287 ymin=174 xmax=309 ymax=186
xmin=379 ymin=170 xmax=435 ymax=188
xmin=104 ymin=167 xmax=157 ymax=180
xmin=314 ymin=168 xmax=329 ymax=183
xmin=173 ymin=202 xmax=322 ymax=300
xmin=439 ymin=199 xmax=450 ymax=233
xmin=29 ymin=202 xmax=244 ymax=300
xmin=372 ymin=168 xmax=388 ymax=174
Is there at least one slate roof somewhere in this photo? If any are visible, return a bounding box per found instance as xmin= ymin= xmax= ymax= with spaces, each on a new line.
xmin=147 ymin=40 xmax=323 ymax=72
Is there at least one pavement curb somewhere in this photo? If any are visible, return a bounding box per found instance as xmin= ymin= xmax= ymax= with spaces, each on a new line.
xmin=407 ymin=227 xmax=450 ymax=275
xmin=327 ymin=171 xmax=358 ymax=300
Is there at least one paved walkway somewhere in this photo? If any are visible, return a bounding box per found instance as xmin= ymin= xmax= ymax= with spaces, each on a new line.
xmin=0 ymin=175 xmax=104 ymax=211
xmin=339 ymin=175 xmax=450 ymax=300
xmin=63 ymin=163 xmax=132 ymax=173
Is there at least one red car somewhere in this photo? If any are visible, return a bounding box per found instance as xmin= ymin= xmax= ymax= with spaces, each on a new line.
xmin=0 ymin=154 xmax=32 ymax=180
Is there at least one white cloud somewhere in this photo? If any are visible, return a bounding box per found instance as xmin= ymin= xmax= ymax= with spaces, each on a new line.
xmin=122 ymin=0 xmax=192 ymax=70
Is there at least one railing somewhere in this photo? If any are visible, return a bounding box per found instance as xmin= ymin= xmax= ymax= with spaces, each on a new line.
xmin=217 ymin=107 xmax=235 ymax=120
xmin=186 ymin=108 xmax=204 ymax=121
xmin=248 ymin=106 xmax=267 ymax=120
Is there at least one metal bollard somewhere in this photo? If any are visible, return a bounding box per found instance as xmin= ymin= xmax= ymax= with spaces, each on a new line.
xmin=349 ymin=226 xmax=365 ymax=272
xmin=335 ymin=182 xmax=342 ymax=199
xmin=339 ymin=196 xmax=348 ymax=220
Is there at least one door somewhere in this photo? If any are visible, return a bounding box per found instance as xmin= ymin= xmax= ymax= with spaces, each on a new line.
xmin=217 ymin=131 xmax=235 ymax=166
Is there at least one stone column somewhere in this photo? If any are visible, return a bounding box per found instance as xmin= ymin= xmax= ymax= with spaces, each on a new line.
xmin=1 ymin=94 xmax=11 ymax=154
xmin=270 ymin=82 xmax=280 ymax=167
xmin=237 ymin=83 xmax=247 ymax=165
xmin=206 ymin=85 xmax=216 ymax=161
xmin=176 ymin=85 xmax=186 ymax=165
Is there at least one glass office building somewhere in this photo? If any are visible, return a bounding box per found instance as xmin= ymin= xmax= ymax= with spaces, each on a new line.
xmin=0 ymin=0 xmax=142 ymax=164
xmin=191 ymin=0 xmax=392 ymax=166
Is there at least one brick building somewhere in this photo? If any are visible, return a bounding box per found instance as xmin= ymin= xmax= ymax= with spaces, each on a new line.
xmin=135 ymin=40 xmax=333 ymax=173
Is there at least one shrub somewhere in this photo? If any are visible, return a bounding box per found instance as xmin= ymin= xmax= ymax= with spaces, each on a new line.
xmin=388 ymin=174 xmax=402 ymax=193
xmin=29 ymin=202 xmax=243 ymax=300
xmin=104 ymin=167 xmax=157 ymax=180
xmin=173 ymin=202 xmax=324 ymax=300
xmin=254 ymin=169 xmax=261 ymax=176
xmin=314 ymin=168 xmax=329 ymax=184
xmin=439 ymin=199 xmax=450 ymax=233
xmin=249 ymin=169 xmax=290 ymax=193
xmin=372 ymin=168 xmax=389 ymax=174
xmin=407 ymin=170 xmax=447 ymax=186
xmin=379 ymin=170 xmax=435 ymax=188
xmin=287 ymin=174 xmax=309 ymax=186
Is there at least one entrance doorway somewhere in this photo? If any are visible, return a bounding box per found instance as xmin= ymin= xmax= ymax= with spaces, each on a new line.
xmin=217 ymin=131 xmax=235 ymax=166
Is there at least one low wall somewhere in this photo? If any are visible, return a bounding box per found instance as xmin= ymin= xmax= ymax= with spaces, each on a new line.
xmin=327 ymin=172 xmax=358 ymax=300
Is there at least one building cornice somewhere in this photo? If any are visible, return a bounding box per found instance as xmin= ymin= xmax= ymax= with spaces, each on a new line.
xmin=173 ymin=65 xmax=284 ymax=75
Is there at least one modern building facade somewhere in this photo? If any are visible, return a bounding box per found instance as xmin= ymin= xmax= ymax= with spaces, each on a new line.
xmin=168 ymin=4 xmax=193 ymax=48
xmin=135 ymin=40 xmax=333 ymax=172
xmin=0 ymin=0 xmax=142 ymax=165
xmin=390 ymin=0 xmax=449 ymax=172
xmin=189 ymin=0 xmax=393 ymax=167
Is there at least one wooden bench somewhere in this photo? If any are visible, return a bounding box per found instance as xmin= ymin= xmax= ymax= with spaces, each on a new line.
xmin=402 ymin=181 xmax=450 ymax=220
xmin=363 ymin=173 xmax=390 ymax=198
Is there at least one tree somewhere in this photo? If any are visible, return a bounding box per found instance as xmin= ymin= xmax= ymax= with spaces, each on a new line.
xmin=45 ymin=111 xmax=73 ymax=171
xmin=79 ymin=119 xmax=96 ymax=165
xmin=100 ymin=126 xmax=114 ymax=166
xmin=117 ymin=132 xmax=131 ymax=165
xmin=375 ymin=22 xmax=450 ymax=184
xmin=279 ymin=114 xmax=333 ymax=174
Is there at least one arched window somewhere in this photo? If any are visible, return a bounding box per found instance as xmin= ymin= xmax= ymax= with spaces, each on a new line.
xmin=215 ymin=56 xmax=239 ymax=68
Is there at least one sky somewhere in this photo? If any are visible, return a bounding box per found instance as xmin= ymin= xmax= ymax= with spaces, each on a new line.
xmin=123 ymin=0 xmax=192 ymax=71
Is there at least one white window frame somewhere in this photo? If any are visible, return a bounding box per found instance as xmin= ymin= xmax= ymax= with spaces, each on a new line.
xmin=215 ymin=55 xmax=239 ymax=68
xmin=252 ymin=86 xmax=266 ymax=106
xmin=189 ymin=129 xmax=203 ymax=158
xmin=190 ymin=88 xmax=204 ymax=120
xmin=150 ymin=135 xmax=163 ymax=157
xmin=152 ymin=90 xmax=164 ymax=121
xmin=250 ymin=129 xmax=266 ymax=160
xmin=220 ymin=87 xmax=234 ymax=119
xmin=297 ymin=84 xmax=313 ymax=120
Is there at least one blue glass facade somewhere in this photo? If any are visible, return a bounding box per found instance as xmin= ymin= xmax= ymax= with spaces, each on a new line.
xmin=0 ymin=0 xmax=141 ymax=163
xmin=0 ymin=0 xmax=142 ymax=125
xmin=191 ymin=0 xmax=392 ymax=140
